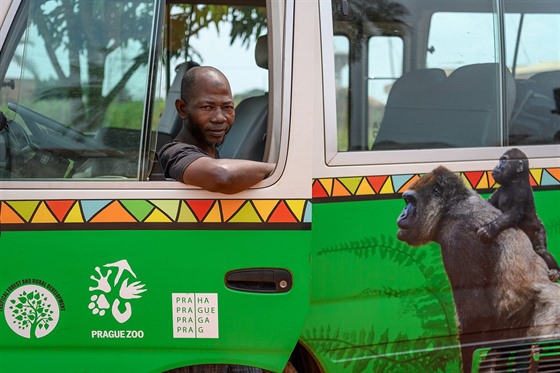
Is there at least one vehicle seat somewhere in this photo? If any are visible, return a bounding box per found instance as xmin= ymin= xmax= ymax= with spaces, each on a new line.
xmin=373 ymin=63 xmax=515 ymax=149
xmin=219 ymin=34 xmax=269 ymax=161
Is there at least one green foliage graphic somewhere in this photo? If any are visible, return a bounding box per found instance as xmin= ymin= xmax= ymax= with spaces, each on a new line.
xmin=305 ymin=235 xmax=459 ymax=372
xmin=8 ymin=289 xmax=54 ymax=339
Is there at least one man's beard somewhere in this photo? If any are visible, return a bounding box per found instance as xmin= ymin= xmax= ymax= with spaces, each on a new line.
xmin=186 ymin=114 xmax=224 ymax=148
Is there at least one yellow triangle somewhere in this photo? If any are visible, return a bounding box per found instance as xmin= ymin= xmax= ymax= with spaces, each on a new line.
xmin=286 ymin=200 xmax=306 ymax=221
xmin=6 ymin=201 xmax=40 ymax=222
xmin=319 ymin=178 xmax=333 ymax=196
xmin=356 ymin=178 xmax=375 ymax=195
xmin=379 ymin=178 xmax=394 ymax=194
xmin=64 ymin=202 xmax=84 ymax=223
xmin=477 ymin=173 xmax=489 ymax=189
xmin=177 ymin=201 xmax=197 ymax=222
xmin=530 ymin=169 xmax=543 ymax=185
xmin=338 ymin=177 xmax=362 ymax=195
xmin=252 ymin=200 xmax=278 ymax=221
xmin=229 ymin=202 xmax=262 ymax=223
xmin=144 ymin=208 xmax=172 ymax=223
xmin=203 ymin=203 xmax=222 ymax=222
xmin=31 ymin=202 xmax=58 ymax=223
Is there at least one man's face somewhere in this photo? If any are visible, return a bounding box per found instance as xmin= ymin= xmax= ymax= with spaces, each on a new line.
xmin=180 ymin=76 xmax=235 ymax=148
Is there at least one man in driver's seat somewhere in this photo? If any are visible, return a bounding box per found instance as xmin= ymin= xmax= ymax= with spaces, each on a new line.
xmin=159 ymin=66 xmax=274 ymax=194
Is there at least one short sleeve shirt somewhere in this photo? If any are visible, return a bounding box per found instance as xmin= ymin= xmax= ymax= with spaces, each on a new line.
xmin=158 ymin=142 xmax=213 ymax=182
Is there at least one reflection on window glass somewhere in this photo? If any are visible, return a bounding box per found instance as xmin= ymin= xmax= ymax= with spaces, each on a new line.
xmin=334 ymin=36 xmax=350 ymax=151
xmin=0 ymin=0 xmax=155 ymax=179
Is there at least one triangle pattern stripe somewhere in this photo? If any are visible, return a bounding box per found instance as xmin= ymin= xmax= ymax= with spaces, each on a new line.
xmin=397 ymin=175 xmax=419 ymax=193
xmin=0 ymin=202 xmax=25 ymax=223
xmin=252 ymin=200 xmax=279 ymax=221
xmin=318 ymin=178 xmax=334 ymax=196
xmin=542 ymin=170 xmax=560 ymax=186
xmin=187 ymin=200 xmax=215 ymax=221
xmin=332 ymin=179 xmax=351 ymax=197
xmin=268 ymin=201 xmax=297 ymax=223
xmin=286 ymin=200 xmax=306 ymax=221
xmin=177 ymin=201 xmax=198 ymax=222
xmin=203 ymin=203 xmax=223 ymax=222
xmin=338 ymin=177 xmax=362 ymax=195
xmin=356 ymin=178 xmax=375 ymax=195
xmin=546 ymin=168 xmax=560 ymax=182
xmin=81 ymin=200 xmax=112 ymax=222
xmin=150 ymin=200 xmax=181 ymax=221
xmin=379 ymin=177 xmax=394 ymax=194
xmin=6 ymin=201 xmax=40 ymax=222
xmin=120 ymin=200 xmax=155 ymax=222
xmin=303 ymin=201 xmax=312 ymax=223
xmin=31 ymin=202 xmax=58 ymax=223
xmin=530 ymin=169 xmax=543 ymax=186
xmin=64 ymin=203 xmax=85 ymax=223
xmin=220 ymin=200 xmax=246 ymax=221
xmin=366 ymin=176 xmax=388 ymax=194
xmin=392 ymin=175 xmax=415 ymax=193
xmin=464 ymin=171 xmax=484 ymax=189
xmin=477 ymin=172 xmax=490 ymax=189
xmin=90 ymin=201 xmax=137 ymax=223
xmin=312 ymin=180 xmax=329 ymax=198
xmin=144 ymin=208 xmax=173 ymax=223
xmin=229 ymin=202 xmax=262 ymax=223
xmin=529 ymin=172 xmax=538 ymax=187
xmin=45 ymin=200 xmax=75 ymax=222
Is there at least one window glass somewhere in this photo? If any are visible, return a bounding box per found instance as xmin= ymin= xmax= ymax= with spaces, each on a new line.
xmin=330 ymin=0 xmax=560 ymax=154
xmin=504 ymin=12 xmax=560 ymax=145
xmin=153 ymin=3 xmax=269 ymax=164
xmin=0 ymin=0 xmax=156 ymax=179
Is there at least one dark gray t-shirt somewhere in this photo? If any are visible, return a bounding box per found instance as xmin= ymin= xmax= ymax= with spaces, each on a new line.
xmin=159 ymin=142 xmax=215 ymax=182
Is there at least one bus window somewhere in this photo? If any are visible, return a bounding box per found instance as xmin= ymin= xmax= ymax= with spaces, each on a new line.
xmin=504 ymin=12 xmax=560 ymax=146
xmin=0 ymin=0 xmax=157 ymax=180
xmin=328 ymin=0 xmax=560 ymax=159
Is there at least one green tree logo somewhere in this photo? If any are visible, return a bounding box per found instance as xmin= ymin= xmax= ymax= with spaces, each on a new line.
xmin=4 ymin=285 xmax=60 ymax=339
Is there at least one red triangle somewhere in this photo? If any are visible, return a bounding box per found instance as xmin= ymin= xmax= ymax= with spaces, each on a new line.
xmin=312 ymin=180 xmax=328 ymax=198
xmin=464 ymin=171 xmax=484 ymax=188
xmin=45 ymin=200 xmax=75 ymax=222
xmin=186 ymin=200 xmax=215 ymax=221
xmin=268 ymin=201 xmax=297 ymax=223
xmin=366 ymin=176 xmax=388 ymax=194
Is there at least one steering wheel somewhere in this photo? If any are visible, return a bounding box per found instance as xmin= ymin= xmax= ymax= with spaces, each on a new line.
xmin=7 ymin=102 xmax=116 ymax=157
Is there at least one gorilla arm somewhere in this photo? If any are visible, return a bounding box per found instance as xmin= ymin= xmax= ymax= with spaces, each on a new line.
xmin=182 ymin=156 xmax=275 ymax=194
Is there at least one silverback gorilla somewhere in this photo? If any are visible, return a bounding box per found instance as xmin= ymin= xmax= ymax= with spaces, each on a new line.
xmin=396 ymin=166 xmax=560 ymax=372
xmin=477 ymin=148 xmax=560 ymax=282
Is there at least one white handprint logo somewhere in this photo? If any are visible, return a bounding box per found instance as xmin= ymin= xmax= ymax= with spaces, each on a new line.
xmin=88 ymin=259 xmax=147 ymax=323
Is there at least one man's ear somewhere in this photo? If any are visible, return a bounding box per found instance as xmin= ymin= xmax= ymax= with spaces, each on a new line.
xmin=175 ymin=98 xmax=188 ymax=118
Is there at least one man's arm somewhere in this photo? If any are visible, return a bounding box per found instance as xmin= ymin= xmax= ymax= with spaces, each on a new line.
xmin=183 ymin=157 xmax=275 ymax=194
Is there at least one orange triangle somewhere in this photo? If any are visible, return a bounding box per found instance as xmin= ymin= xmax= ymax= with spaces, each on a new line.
xmin=46 ymin=200 xmax=75 ymax=222
xmin=203 ymin=203 xmax=223 ymax=222
xmin=397 ymin=175 xmax=420 ymax=193
xmin=252 ymin=200 xmax=279 ymax=221
xmin=547 ymin=168 xmax=560 ymax=182
xmin=220 ymin=200 xmax=246 ymax=221
xmin=366 ymin=176 xmax=388 ymax=194
xmin=332 ymin=179 xmax=351 ymax=197
xmin=90 ymin=201 xmax=137 ymax=223
xmin=0 ymin=202 xmax=25 ymax=224
xmin=268 ymin=201 xmax=297 ymax=223
xmin=31 ymin=202 xmax=58 ymax=223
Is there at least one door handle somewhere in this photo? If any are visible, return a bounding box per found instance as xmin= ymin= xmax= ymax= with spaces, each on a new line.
xmin=225 ymin=268 xmax=292 ymax=293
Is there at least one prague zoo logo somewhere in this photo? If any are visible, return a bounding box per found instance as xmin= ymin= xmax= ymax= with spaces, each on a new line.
xmin=1 ymin=280 xmax=64 ymax=339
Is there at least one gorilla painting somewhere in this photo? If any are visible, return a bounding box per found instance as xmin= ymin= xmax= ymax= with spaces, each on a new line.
xmin=397 ymin=166 xmax=560 ymax=372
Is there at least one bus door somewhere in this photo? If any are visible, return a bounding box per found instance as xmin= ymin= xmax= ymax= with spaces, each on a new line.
xmin=0 ymin=0 xmax=311 ymax=371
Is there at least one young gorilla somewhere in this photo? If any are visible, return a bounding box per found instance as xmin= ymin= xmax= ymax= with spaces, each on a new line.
xmin=477 ymin=148 xmax=560 ymax=282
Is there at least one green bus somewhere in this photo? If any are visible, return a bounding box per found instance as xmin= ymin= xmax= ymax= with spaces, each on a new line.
xmin=1 ymin=0 xmax=559 ymax=371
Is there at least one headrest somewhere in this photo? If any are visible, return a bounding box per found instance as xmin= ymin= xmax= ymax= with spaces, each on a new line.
xmin=255 ymin=34 xmax=268 ymax=70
